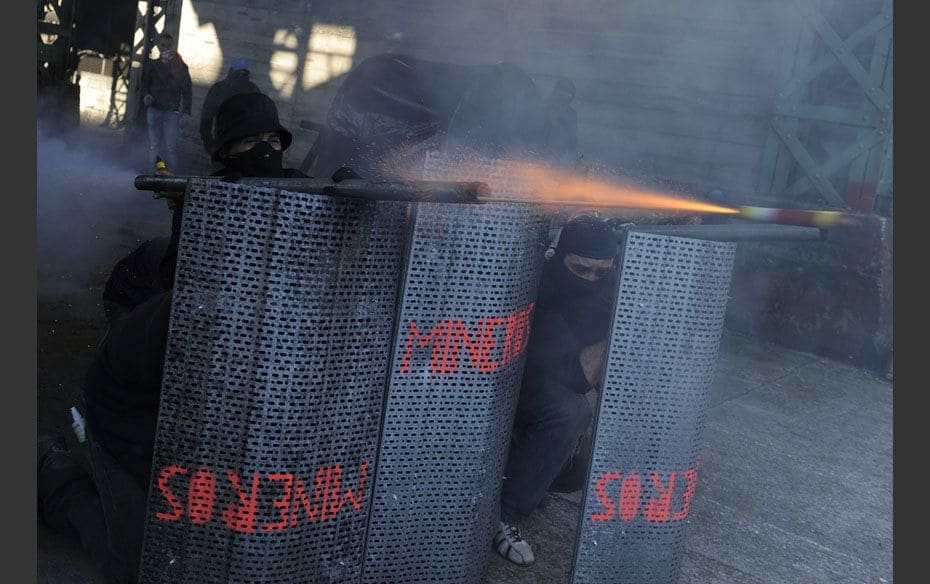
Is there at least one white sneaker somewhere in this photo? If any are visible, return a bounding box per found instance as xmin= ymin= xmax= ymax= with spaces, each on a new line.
xmin=493 ymin=520 xmax=535 ymax=566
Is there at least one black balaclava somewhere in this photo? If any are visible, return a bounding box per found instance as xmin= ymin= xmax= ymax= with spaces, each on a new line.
xmin=542 ymin=215 xmax=618 ymax=299
xmin=538 ymin=216 xmax=619 ymax=343
xmin=220 ymin=141 xmax=284 ymax=177
xmin=212 ymin=92 xmax=293 ymax=178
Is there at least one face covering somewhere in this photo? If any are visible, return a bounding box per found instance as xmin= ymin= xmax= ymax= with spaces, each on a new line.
xmin=544 ymin=255 xmax=614 ymax=298
xmin=220 ymin=141 xmax=284 ymax=177
xmin=159 ymin=49 xmax=174 ymax=62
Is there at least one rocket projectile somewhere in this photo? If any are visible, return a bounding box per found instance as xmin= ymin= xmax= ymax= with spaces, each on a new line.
xmin=737 ymin=206 xmax=858 ymax=228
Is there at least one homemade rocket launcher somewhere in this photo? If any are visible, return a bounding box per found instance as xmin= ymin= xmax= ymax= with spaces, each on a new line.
xmin=135 ymin=174 xmax=861 ymax=230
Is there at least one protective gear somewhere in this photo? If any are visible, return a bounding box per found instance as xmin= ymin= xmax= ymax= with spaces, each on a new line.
xmin=219 ymin=141 xmax=283 ymax=177
xmin=546 ymin=256 xmax=611 ymax=298
xmin=159 ymin=49 xmax=174 ymax=62
xmin=212 ymin=92 xmax=293 ymax=160
xmin=555 ymin=215 xmax=618 ymax=260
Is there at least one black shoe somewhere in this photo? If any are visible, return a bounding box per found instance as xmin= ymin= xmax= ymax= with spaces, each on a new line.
xmin=37 ymin=432 xmax=80 ymax=524
xmin=37 ymin=432 xmax=69 ymax=474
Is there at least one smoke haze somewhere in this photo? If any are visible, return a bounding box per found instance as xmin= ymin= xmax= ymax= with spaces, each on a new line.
xmin=37 ymin=128 xmax=170 ymax=308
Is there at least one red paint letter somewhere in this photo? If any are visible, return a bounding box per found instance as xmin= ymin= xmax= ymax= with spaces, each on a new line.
xmin=456 ymin=318 xmax=503 ymax=373
xmin=289 ymin=467 xmax=327 ymax=526
xmin=401 ymin=320 xmax=447 ymax=373
xmin=512 ymin=304 xmax=535 ymax=356
xmin=439 ymin=321 xmax=463 ymax=374
xmin=500 ymin=313 xmax=518 ymax=366
xmin=619 ymin=472 xmax=642 ymax=521
xmin=478 ymin=317 xmax=506 ymax=372
xmin=671 ymin=460 xmax=700 ymax=521
xmin=339 ymin=460 xmax=368 ymax=513
xmin=644 ymin=471 xmax=677 ymax=523
xmin=591 ymin=471 xmax=621 ymax=522
xmin=155 ymin=465 xmax=188 ymax=521
xmin=187 ymin=468 xmax=216 ymax=525
xmin=263 ymin=473 xmax=294 ymax=531
xmin=222 ymin=470 xmax=261 ymax=533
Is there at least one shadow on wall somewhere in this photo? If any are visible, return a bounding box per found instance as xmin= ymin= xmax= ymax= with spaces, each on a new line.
xmin=175 ymin=0 xmax=362 ymax=170
xmin=179 ymin=0 xmax=576 ymax=176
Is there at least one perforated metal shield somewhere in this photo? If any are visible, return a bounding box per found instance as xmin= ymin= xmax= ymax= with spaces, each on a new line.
xmin=360 ymin=200 xmax=549 ymax=582
xmin=570 ymin=231 xmax=735 ymax=584
xmin=138 ymin=179 xmax=407 ymax=584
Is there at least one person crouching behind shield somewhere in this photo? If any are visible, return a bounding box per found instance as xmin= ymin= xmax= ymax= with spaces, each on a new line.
xmin=37 ymin=92 xmax=309 ymax=584
xmin=102 ymin=92 xmax=309 ymax=321
xmin=494 ymin=215 xmax=619 ymax=567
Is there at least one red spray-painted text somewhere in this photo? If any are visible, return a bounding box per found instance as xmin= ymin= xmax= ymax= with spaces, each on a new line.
xmin=590 ymin=459 xmax=700 ymax=523
xmin=400 ymin=304 xmax=535 ymax=374
xmin=154 ymin=461 xmax=368 ymax=533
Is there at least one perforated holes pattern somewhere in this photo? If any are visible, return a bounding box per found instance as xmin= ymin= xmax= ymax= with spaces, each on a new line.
xmin=361 ymin=201 xmax=549 ymax=584
xmin=571 ymin=232 xmax=735 ymax=584
xmin=138 ymin=180 xmax=407 ymax=584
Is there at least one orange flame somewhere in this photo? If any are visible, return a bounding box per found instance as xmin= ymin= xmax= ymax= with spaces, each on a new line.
xmin=501 ymin=164 xmax=739 ymax=214
xmin=389 ymin=155 xmax=739 ymax=215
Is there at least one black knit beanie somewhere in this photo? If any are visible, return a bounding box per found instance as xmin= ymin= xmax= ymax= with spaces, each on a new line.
xmin=212 ymin=92 xmax=293 ymax=160
xmin=556 ymin=216 xmax=618 ymax=259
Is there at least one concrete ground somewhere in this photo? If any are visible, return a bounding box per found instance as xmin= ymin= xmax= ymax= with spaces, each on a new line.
xmin=482 ymin=333 xmax=893 ymax=584
xmin=37 ymin=126 xmax=892 ymax=584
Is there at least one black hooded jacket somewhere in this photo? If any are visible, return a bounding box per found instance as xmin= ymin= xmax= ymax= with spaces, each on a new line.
xmin=521 ymin=254 xmax=615 ymax=395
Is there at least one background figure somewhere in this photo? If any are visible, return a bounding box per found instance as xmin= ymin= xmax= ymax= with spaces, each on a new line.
xmin=199 ymin=58 xmax=262 ymax=158
xmin=494 ymin=215 xmax=618 ymax=566
xmin=539 ymin=78 xmax=579 ymax=167
xmin=141 ymin=32 xmax=192 ymax=173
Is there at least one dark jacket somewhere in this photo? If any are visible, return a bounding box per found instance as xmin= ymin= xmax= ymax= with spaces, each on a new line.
xmin=83 ymin=289 xmax=172 ymax=487
xmin=102 ymin=236 xmax=171 ymax=322
xmin=141 ymin=56 xmax=193 ymax=114
xmin=199 ymin=72 xmax=262 ymax=154
xmin=521 ymin=259 xmax=614 ymax=395
xmin=87 ymin=166 xmax=311 ymax=486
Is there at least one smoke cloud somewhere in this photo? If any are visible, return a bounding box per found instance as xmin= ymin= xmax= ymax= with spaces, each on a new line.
xmin=37 ymin=127 xmax=170 ymax=309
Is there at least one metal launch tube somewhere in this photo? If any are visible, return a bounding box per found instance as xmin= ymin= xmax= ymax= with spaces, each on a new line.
xmin=134 ymin=175 xmax=488 ymax=204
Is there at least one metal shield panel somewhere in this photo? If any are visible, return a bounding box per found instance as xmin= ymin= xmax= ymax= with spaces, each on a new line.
xmin=361 ymin=201 xmax=550 ymax=583
xmin=138 ymin=179 xmax=407 ymax=584
xmin=571 ymin=231 xmax=735 ymax=584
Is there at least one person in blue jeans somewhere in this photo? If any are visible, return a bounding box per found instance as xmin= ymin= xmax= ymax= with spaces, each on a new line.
xmin=494 ymin=215 xmax=619 ymax=566
xmin=141 ymin=32 xmax=192 ymax=173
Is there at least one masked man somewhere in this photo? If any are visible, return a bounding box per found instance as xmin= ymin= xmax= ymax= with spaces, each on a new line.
xmin=494 ymin=215 xmax=619 ymax=566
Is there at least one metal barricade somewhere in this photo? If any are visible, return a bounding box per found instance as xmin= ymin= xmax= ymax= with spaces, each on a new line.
xmin=362 ymin=202 xmax=548 ymax=583
xmin=138 ymin=180 xmax=408 ymax=583
xmin=570 ymin=230 xmax=735 ymax=583
xmin=137 ymin=177 xmax=548 ymax=584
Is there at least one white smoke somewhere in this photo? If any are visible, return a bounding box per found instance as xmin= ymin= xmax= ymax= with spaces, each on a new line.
xmin=37 ymin=129 xmax=171 ymax=308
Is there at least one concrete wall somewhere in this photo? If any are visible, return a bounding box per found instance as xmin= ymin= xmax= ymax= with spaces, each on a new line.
xmin=160 ymin=0 xmax=795 ymax=189
xmin=72 ymin=0 xmax=892 ymax=372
